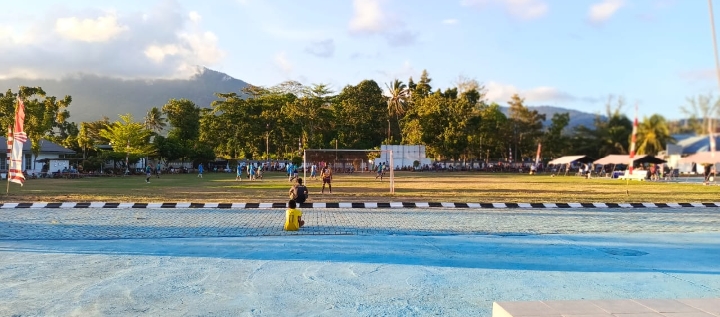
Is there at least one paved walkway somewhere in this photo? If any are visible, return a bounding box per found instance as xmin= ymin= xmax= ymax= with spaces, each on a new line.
xmin=1 ymin=207 xmax=718 ymax=240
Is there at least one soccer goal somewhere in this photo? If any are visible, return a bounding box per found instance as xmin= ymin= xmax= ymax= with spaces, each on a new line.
xmin=303 ymin=149 xmax=395 ymax=193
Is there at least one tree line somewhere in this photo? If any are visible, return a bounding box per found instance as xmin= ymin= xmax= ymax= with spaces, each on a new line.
xmin=1 ymin=70 xmax=709 ymax=170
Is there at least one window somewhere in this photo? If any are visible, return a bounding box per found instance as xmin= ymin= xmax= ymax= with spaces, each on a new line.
xmin=25 ymin=154 xmax=31 ymax=171
xmin=0 ymin=157 xmax=6 ymax=170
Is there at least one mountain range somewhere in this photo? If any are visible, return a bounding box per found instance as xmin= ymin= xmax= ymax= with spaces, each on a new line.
xmin=0 ymin=68 xmax=249 ymax=123
xmin=1 ymin=68 xmax=600 ymax=129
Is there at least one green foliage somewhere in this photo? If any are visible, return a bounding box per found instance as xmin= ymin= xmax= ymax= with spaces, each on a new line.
xmin=0 ymin=87 xmax=72 ymax=159
xmin=571 ymin=96 xmax=632 ymax=158
xmin=163 ymin=98 xmax=200 ymax=140
xmin=543 ymin=113 xmax=570 ymax=158
xmin=508 ymin=94 xmax=546 ymax=159
xmin=335 ymin=80 xmax=387 ymax=149
xmin=637 ymin=114 xmax=674 ymax=156
xmin=2 ymin=72 xmax=683 ymax=167
xmin=99 ymin=114 xmax=155 ymax=157
xmin=477 ymin=103 xmax=509 ymax=159
xmin=144 ymin=107 xmax=167 ymax=134
xmin=385 ymin=79 xmax=411 ymax=144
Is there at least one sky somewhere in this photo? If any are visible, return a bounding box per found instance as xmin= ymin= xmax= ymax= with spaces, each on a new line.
xmin=0 ymin=0 xmax=716 ymax=119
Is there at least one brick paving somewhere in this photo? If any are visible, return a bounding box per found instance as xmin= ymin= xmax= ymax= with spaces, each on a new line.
xmin=0 ymin=207 xmax=717 ymax=240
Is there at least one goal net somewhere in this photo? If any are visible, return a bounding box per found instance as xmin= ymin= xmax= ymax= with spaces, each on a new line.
xmin=302 ymin=149 xmax=395 ymax=193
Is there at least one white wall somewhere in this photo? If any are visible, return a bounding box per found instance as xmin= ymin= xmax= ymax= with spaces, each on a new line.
xmin=33 ymin=155 xmax=70 ymax=174
xmin=379 ymin=145 xmax=432 ymax=168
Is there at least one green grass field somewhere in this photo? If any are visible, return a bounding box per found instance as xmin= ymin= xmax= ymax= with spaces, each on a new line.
xmin=2 ymin=171 xmax=718 ymax=203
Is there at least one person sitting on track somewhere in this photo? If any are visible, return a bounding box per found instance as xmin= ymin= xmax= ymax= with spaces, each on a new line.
xmin=284 ymin=200 xmax=304 ymax=231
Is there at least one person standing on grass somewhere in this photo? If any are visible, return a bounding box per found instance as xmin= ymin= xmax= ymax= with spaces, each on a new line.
xmin=321 ymin=166 xmax=333 ymax=194
xmin=375 ymin=162 xmax=384 ymax=181
xmin=145 ymin=165 xmax=152 ymax=183
xmin=198 ymin=163 xmax=204 ymax=178
xmin=236 ymin=163 xmax=243 ymax=181
xmin=310 ymin=163 xmax=317 ymax=180
xmin=284 ymin=200 xmax=304 ymax=231
xmin=155 ymin=162 xmax=162 ymax=179
xmin=249 ymin=163 xmax=256 ymax=181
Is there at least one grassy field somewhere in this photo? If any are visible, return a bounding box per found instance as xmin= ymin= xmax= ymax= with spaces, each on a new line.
xmin=1 ymin=171 xmax=718 ymax=203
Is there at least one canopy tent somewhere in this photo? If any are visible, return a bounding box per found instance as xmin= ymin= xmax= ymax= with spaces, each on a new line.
xmin=678 ymin=152 xmax=720 ymax=164
xmin=547 ymin=155 xmax=595 ymax=165
xmin=594 ymin=154 xmax=666 ymax=165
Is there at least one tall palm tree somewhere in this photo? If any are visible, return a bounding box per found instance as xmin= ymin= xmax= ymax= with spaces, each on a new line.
xmin=144 ymin=107 xmax=167 ymax=134
xmin=636 ymin=114 xmax=675 ymax=156
xmin=385 ymin=79 xmax=410 ymax=143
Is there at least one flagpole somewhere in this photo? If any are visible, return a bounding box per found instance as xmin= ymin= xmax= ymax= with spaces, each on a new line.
xmin=627 ymin=103 xmax=639 ymax=196
xmin=6 ymin=94 xmax=17 ymax=195
xmin=7 ymin=97 xmax=17 ymax=195
xmin=708 ymin=0 xmax=720 ymax=179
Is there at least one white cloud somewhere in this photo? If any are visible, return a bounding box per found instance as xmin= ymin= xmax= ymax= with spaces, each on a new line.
xmin=443 ymin=19 xmax=459 ymax=25
xmin=305 ymin=39 xmax=335 ymax=58
xmin=274 ymin=52 xmax=293 ymax=73
xmin=461 ymin=0 xmax=549 ymax=20
xmin=0 ymin=1 xmax=225 ymax=79
xmin=349 ymin=0 xmax=390 ymax=34
xmin=588 ymin=0 xmax=624 ymax=23
xmin=188 ymin=11 xmax=202 ymax=23
xmin=485 ymin=82 xmax=595 ymax=104
xmin=144 ymin=44 xmax=180 ymax=63
xmin=348 ymin=0 xmax=417 ymax=46
xmin=55 ymin=14 xmax=128 ymax=42
xmin=0 ymin=25 xmax=34 ymax=45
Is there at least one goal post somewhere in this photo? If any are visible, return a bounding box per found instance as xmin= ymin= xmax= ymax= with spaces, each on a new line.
xmin=303 ymin=149 xmax=395 ymax=193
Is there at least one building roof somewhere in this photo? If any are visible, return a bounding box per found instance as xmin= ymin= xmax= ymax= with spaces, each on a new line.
xmin=673 ymin=135 xmax=720 ymax=155
xmin=0 ymin=137 xmax=75 ymax=155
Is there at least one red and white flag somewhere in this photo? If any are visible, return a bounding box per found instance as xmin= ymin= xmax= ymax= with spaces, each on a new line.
xmin=628 ymin=104 xmax=638 ymax=175
xmin=6 ymin=125 xmax=12 ymax=162
xmin=534 ymin=143 xmax=542 ymax=168
xmin=8 ymin=97 xmax=27 ymax=186
xmin=13 ymin=96 xmax=27 ymax=143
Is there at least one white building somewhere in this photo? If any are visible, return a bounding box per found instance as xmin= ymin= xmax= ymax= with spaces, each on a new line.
xmin=377 ymin=145 xmax=432 ymax=169
xmin=0 ymin=137 xmax=76 ymax=176
xmin=663 ymin=135 xmax=720 ymax=174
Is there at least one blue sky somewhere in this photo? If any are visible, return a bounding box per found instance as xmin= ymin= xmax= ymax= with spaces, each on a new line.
xmin=0 ymin=0 xmax=716 ymax=119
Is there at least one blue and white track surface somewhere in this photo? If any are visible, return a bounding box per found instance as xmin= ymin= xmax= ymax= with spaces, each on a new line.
xmin=1 ymin=206 xmax=718 ymax=316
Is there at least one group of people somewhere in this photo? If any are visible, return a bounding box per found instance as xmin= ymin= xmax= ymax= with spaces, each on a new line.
xmin=235 ymin=163 xmax=263 ymax=181
xmin=283 ymin=164 xmax=335 ymax=231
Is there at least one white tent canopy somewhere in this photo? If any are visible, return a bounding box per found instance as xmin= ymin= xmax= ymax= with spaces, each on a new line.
xmin=594 ymin=154 xmax=666 ymax=165
xmin=594 ymin=155 xmax=632 ymax=165
xmin=547 ymin=155 xmax=590 ymax=165
xmin=678 ymin=152 xmax=720 ymax=164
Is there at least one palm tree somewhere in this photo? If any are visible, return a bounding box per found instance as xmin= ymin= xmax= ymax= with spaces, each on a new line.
xmin=144 ymin=107 xmax=167 ymax=134
xmin=385 ymin=79 xmax=410 ymax=143
xmin=636 ymin=114 xmax=675 ymax=156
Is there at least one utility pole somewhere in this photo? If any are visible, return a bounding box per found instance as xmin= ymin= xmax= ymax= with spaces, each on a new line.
xmin=708 ymin=0 xmax=720 ymax=134
xmin=125 ymin=139 xmax=129 ymax=176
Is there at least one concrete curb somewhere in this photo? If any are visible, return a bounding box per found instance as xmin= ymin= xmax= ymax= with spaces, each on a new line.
xmin=1 ymin=202 xmax=720 ymax=209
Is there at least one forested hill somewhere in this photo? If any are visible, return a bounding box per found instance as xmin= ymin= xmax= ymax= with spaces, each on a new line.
xmin=1 ymin=68 xmax=599 ymax=129
xmin=498 ymin=105 xmax=600 ymax=130
xmin=0 ymin=67 xmax=249 ymax=123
